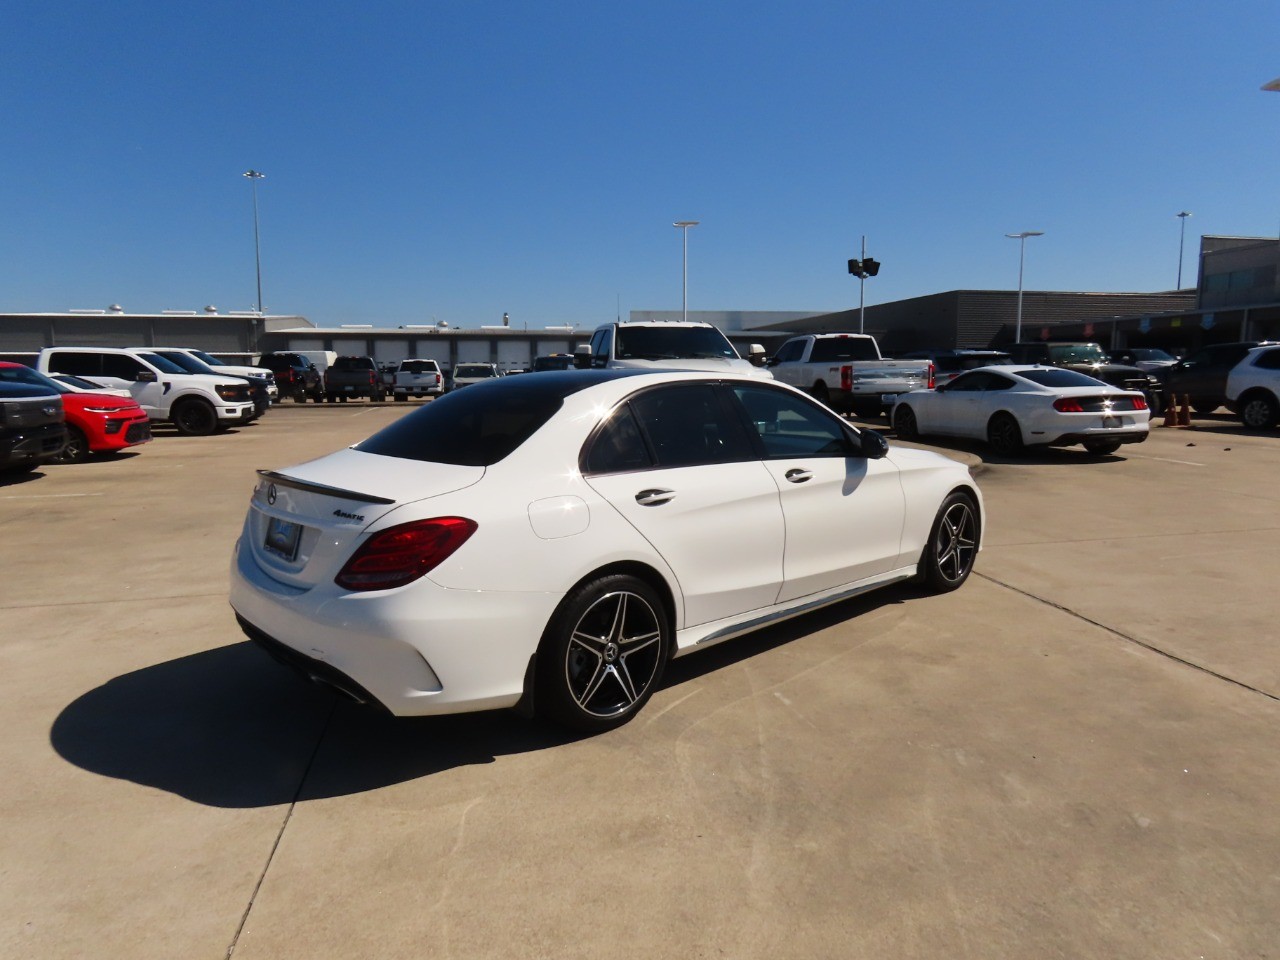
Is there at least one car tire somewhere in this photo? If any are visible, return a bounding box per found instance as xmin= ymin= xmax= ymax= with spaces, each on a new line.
xmin=810 ymin=382 xmax=830 ymax=405
xmin=917 ymin=491 xmax=979 ymax=593
xmin=986 ymin=412 xmax=1023 ymax=456
xmin=395 ymin=394 xmax=406 ymax=402
xmin=172 ymin=398 xmax=218 ymax=436
xmin=1082 ymin=438 xmax=1122 ymax=455
xmin=894 ymin=404 xmax=919 ymax=441
xmin=52 ymin=425 xmax=90 ymax=464
xmin=1190 ymin=397 xmax=1219 ymax=414
xmin=537 ymin=574 xmax=670 ymax=733
xmin=293 ymin=391 xmax=307 ymax=403
xmin=1238 ymin=392 xmax=1279 ymax=430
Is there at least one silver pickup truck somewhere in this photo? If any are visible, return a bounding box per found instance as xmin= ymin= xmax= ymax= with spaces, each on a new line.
xmin=765 ymin=333 xmax=934 ymax=417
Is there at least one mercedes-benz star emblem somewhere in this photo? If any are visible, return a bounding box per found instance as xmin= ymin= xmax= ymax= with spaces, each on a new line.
xmin=267 ymin=483 xmax=277 ymax=505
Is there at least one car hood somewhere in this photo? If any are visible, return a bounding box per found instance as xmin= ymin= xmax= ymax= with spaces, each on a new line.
xmin=62 ymin=393 xmax=142 ymax=412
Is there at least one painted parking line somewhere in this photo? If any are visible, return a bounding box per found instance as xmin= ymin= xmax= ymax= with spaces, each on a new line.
xmin=1 ymin=492 xmax=106 ymax=500
xmin=1126 ymin=453 xmax=1206 ymax=467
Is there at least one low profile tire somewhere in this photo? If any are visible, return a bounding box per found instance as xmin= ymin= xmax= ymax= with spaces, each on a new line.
xmin=537 ymin=574 xmax=670 ymax=733
xmin=1239 ymin=393 xmax=1279 ymax=430
xmin=172 ymin=398 xmax=218 ymax=436
xmin=894 ymin=404 xmax=920 ymax=441
xmin=918 ymin=492 xmax=979 ymax=593
xmin=810 ymin=382 xmax=830 ymax=406
xmin=52 ymin=425 xmax=90 ymax=464
xmin=1082 ymin=438 xmax=1122 ymax=456
xmin=986 ymin=412 xmax=1024 ymax=456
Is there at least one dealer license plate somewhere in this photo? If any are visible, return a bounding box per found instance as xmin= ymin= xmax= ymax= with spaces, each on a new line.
xmin=880 ymin=393 xmax=898 ymax=404
xmin=264 ymin=517 xmax=302 ymax=560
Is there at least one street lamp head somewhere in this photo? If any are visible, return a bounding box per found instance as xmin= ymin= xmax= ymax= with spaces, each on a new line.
xmin=1177 ymin=211 xmax=1192 ymax=219
xmin=243 ymin=170 xmax=266 ymax=180
xmin=1262 ymin=77 xmax=1280 ymax=92
xmin=673 ymin=220 xmax=699 ymax=228
xmin=1006 ymin=230 xmax=1044 ymax=239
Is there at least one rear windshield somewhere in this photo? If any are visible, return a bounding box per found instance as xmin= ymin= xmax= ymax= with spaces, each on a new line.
xmin=355 ymin=372 xmax=611 ymax=465
xmin=809 ymin=338 xmax=880 ymax=362
xmin=399 ymin=360 xmax=439 ymax=373
xmin=333 ymin=356 xmax=375 ymax=371
xmin=1018 ymin=368 xmax=1109 ymax=388
xmin=455 ymin=364 xmax=496 ymax=377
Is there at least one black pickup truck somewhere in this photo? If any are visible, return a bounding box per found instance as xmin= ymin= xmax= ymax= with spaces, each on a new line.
xmin=1006 ymin=342 xmax=1162 ymax=410
xmin=323 ymin=355 xmax=385 ymax=403
xmin=1 ymin=383 xmax=67 ymax=475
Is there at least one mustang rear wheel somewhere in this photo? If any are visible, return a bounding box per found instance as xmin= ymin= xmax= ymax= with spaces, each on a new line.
xmin=918 ymin=492 xmax=979 ymax=593
xmin=538 ymin=575 xmax=669 ymax=733
xmin=986 ymin=412 xmax=1023 ymax=456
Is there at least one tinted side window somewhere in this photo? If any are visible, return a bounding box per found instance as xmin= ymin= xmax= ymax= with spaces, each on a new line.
xmin=592 ymin=328 xmax=612 ymax=368
xmin=45 ymin=352 xmax=102 ymax=377
xmin=946 ymin=372 xmax=987 ymax=392
xmin=1253 ymin=349 xmax=1280 ymax=370
xmin=583 ymin=405 xmax=653 ymax=475
xmin=774 ymin=339 xmax=805 ymax=363
xmin=101 ymin=354 xmax=149 ymax=379
xmin=731 ymin=385 xmax=852 ymax=459
xmin=630 ymin=384 xmax=754 ymax=468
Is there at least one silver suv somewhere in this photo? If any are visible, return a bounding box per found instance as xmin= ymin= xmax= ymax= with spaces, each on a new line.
xmin=451 ymin=363 xmax=501 ymax=389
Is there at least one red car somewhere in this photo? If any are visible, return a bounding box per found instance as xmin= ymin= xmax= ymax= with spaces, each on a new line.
xmin=0 ymin=362 xmax=151 ymax=463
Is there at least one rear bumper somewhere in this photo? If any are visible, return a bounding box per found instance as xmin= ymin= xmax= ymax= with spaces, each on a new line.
xmin=1045 ymin=428 xmax=1149 ymax=447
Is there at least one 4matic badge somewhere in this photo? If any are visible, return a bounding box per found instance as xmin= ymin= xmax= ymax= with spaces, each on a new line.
xmin=333 ymin=509 xmax=366 ymax=523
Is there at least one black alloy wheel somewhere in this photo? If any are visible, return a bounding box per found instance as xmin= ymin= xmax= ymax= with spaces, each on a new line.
xmin=538 ymin=575 xmax=669 ymax=733
xmin=918 ymin=492 xmax=979 ymax=593
xmin=52 ymin=425 xmax=89 ymax=464
xmin=986 ymin=413 xmax=1023 ymax=456
xmin=810 ymin=382 xmax=830 ymax=405
xmin=894 ymin=404 xmax=919 ymax=441
xmin=172 ymin=399 xmax=218 ymax=436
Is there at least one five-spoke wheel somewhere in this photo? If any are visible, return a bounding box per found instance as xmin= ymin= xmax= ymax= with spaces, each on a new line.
xmin=919 ymin=492 xmax=979 ymax=593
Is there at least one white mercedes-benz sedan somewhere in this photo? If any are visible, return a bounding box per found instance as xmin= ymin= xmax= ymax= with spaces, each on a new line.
xmin=892 ymin=365 xmax=1150 ymax=457
xmin=231 ymin=370 xmax=983 ymax=732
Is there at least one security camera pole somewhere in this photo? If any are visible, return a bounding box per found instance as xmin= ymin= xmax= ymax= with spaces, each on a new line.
xmin=846 ymin=236 xmax=881 ymax=334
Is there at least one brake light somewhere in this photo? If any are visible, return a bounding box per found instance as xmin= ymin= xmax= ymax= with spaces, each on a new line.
xmin=927 ymin=362 xmax=935 ymax=390
xmin=1053 ymin=398 xmax=1085 ymax=412
xmin=841 ymin=365 xmax=853 ymax=392
xmin=335 ymin=517 xmax=477 ymax=591
xmin=1132 ymin=396 xmax=1148 ymax=411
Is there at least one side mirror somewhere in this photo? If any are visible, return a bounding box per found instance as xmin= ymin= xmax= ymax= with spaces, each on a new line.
xmin=764 ymin=356 xmax=780 ymax=368
xmin=135 ymin=370 xmax=158 ymax=383
xmin=573 ymin=344 xmax=592 ymax=370
xmin=747 ymin=343 xmax=766 ymax=367
xmin=859 ymin=429 xmax=889 ymax=460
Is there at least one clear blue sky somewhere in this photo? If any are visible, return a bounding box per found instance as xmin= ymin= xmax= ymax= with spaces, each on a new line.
xmin=3 ymin=0 xmax=1277 ymax=328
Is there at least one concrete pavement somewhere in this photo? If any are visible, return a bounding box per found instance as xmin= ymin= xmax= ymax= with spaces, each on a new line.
xmin=2 ymin=404 xmax=1277 ymax=959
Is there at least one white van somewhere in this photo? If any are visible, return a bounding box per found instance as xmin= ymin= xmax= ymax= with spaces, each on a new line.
xmin=38 ymin=347 xmax=255 ymax=435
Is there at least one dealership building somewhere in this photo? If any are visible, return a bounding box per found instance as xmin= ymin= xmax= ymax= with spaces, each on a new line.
xmin=3 ymin=237 xmax=1277 ymax=368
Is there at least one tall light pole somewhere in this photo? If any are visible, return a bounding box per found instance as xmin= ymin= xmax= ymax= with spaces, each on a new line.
xmin=243 ymin=170 xmax=266 ymax=314
xmin=673 ymin=220 xmax=699 ymax=323
xmin=1005 ymin=230 xmax=1044 ymax=344
xmin=1176 ymin=211 xmax=1192 ymax=289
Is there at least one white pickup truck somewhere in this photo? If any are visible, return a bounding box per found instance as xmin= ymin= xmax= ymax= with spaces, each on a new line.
xmin=575 ymin=320 xmax=772 ymax=378
xmin=765 ymin=333 xmax=934 ymax=417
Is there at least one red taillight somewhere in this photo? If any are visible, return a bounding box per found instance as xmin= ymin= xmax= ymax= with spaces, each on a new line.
xmin=335 ymin=517 xmax=477 ymax=591
xmin=1132 ymin=396 xmax=1148 ymax=411
xmin=841 ymin=365 xmax=853 ymax=392
xmin=1053 ymin=398 xmax=1085 ymax=412
xmin=927 ymin=362 xmax=935 ymax=390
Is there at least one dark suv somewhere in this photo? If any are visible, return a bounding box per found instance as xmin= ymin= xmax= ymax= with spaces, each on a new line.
xmin=1 ymin=382 xmax=66 ymax=475
xmin=1006 ymin=342 xmax=1161 ymax=409
xmin=257 ymin=352 xmax=324 ymax=403
xmin=324 ymin=355 xmax=384 ymax=402
xmin=1156 ymin=342 xmax=1263 ymax=414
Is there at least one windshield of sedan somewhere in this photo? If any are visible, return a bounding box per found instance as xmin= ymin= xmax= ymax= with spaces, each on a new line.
xmin=0 ymin=365 xmax=69 ymax=393
xmin=615 ymin=325 xmax=737 ymax=361
xmin=355 ymin=372 xmax=614 ymax=465
xmin=1047 ymin=344 xmax=1109 ymax=364
xmin=1018 ymin=368 xmax=1110 ymax=388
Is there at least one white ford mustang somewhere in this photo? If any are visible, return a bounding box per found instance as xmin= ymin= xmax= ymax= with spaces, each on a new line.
xmin=892 ymin=365 xmax=1151 ymax=456
xmin=230 ymin=370 xmax=983 ymax=732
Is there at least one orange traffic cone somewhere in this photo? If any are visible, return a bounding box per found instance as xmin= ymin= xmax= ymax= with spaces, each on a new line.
xmin=1178 ymin=394 xmax=1192 ymax=427
xmin=1161 ymin=396 xmax=1177 ymax=428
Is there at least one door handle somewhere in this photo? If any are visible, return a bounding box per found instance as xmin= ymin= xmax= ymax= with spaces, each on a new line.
xmin=635 ymin=488 xmax=675 ymax=506
xmin=784 ymin=469 xmax=813 ymax=483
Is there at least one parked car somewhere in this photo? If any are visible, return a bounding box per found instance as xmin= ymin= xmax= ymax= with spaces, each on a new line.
xmin=37 ymin=347 xmax=254 ymax=435
xmin=0 ymin=362 xmax=150 ymax=463
xmin=533 ymin=354 xmax=576 ymax=372
xmin=892 ymin=365 xmax=1150 ymax=456
xmin=324 ymin=355 xmax=384 ymax=402
xmin=391 ymin=359 xmax=444 ymax=400
xmin=1225 ymin=344 xmax=1280 ymax=429
xmin=450 ymin=362 xmax=502 ymax=389
xmin=231 ymin=370 xmax=983 ymax=732
xmin=1109 ymin=347 xmax=1179 ymax=372
xmin=899 ymin=349 xmax=1013 ymax=387
xmin=576 ymin=320 xmax=770 ymax=379
xmin=47 ymin=374 xmax=134 ymax=399
xmin=1156 ymin=342 xmax=1263 ymax=414
xmin=0 ymin=381 xmax=65 ymax=475
xmin=149 ymin=348 xmax=277 ymax=403
xmin=146 ymin=348 xmax=270 ymax=419
xmin=256 ymin=352 xmax=324 ymax=403
xmin=766 ymin=333 xmax=931 ymax=416
xmin=1004 ymin=342 xmax=1160 ymax=411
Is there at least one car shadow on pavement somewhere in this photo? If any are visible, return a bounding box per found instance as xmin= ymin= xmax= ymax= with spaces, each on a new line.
xmin=886 ymin=431 xmax=1127 ymax=466
xmin=50 ymin=641 xmax=583 ymax=809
